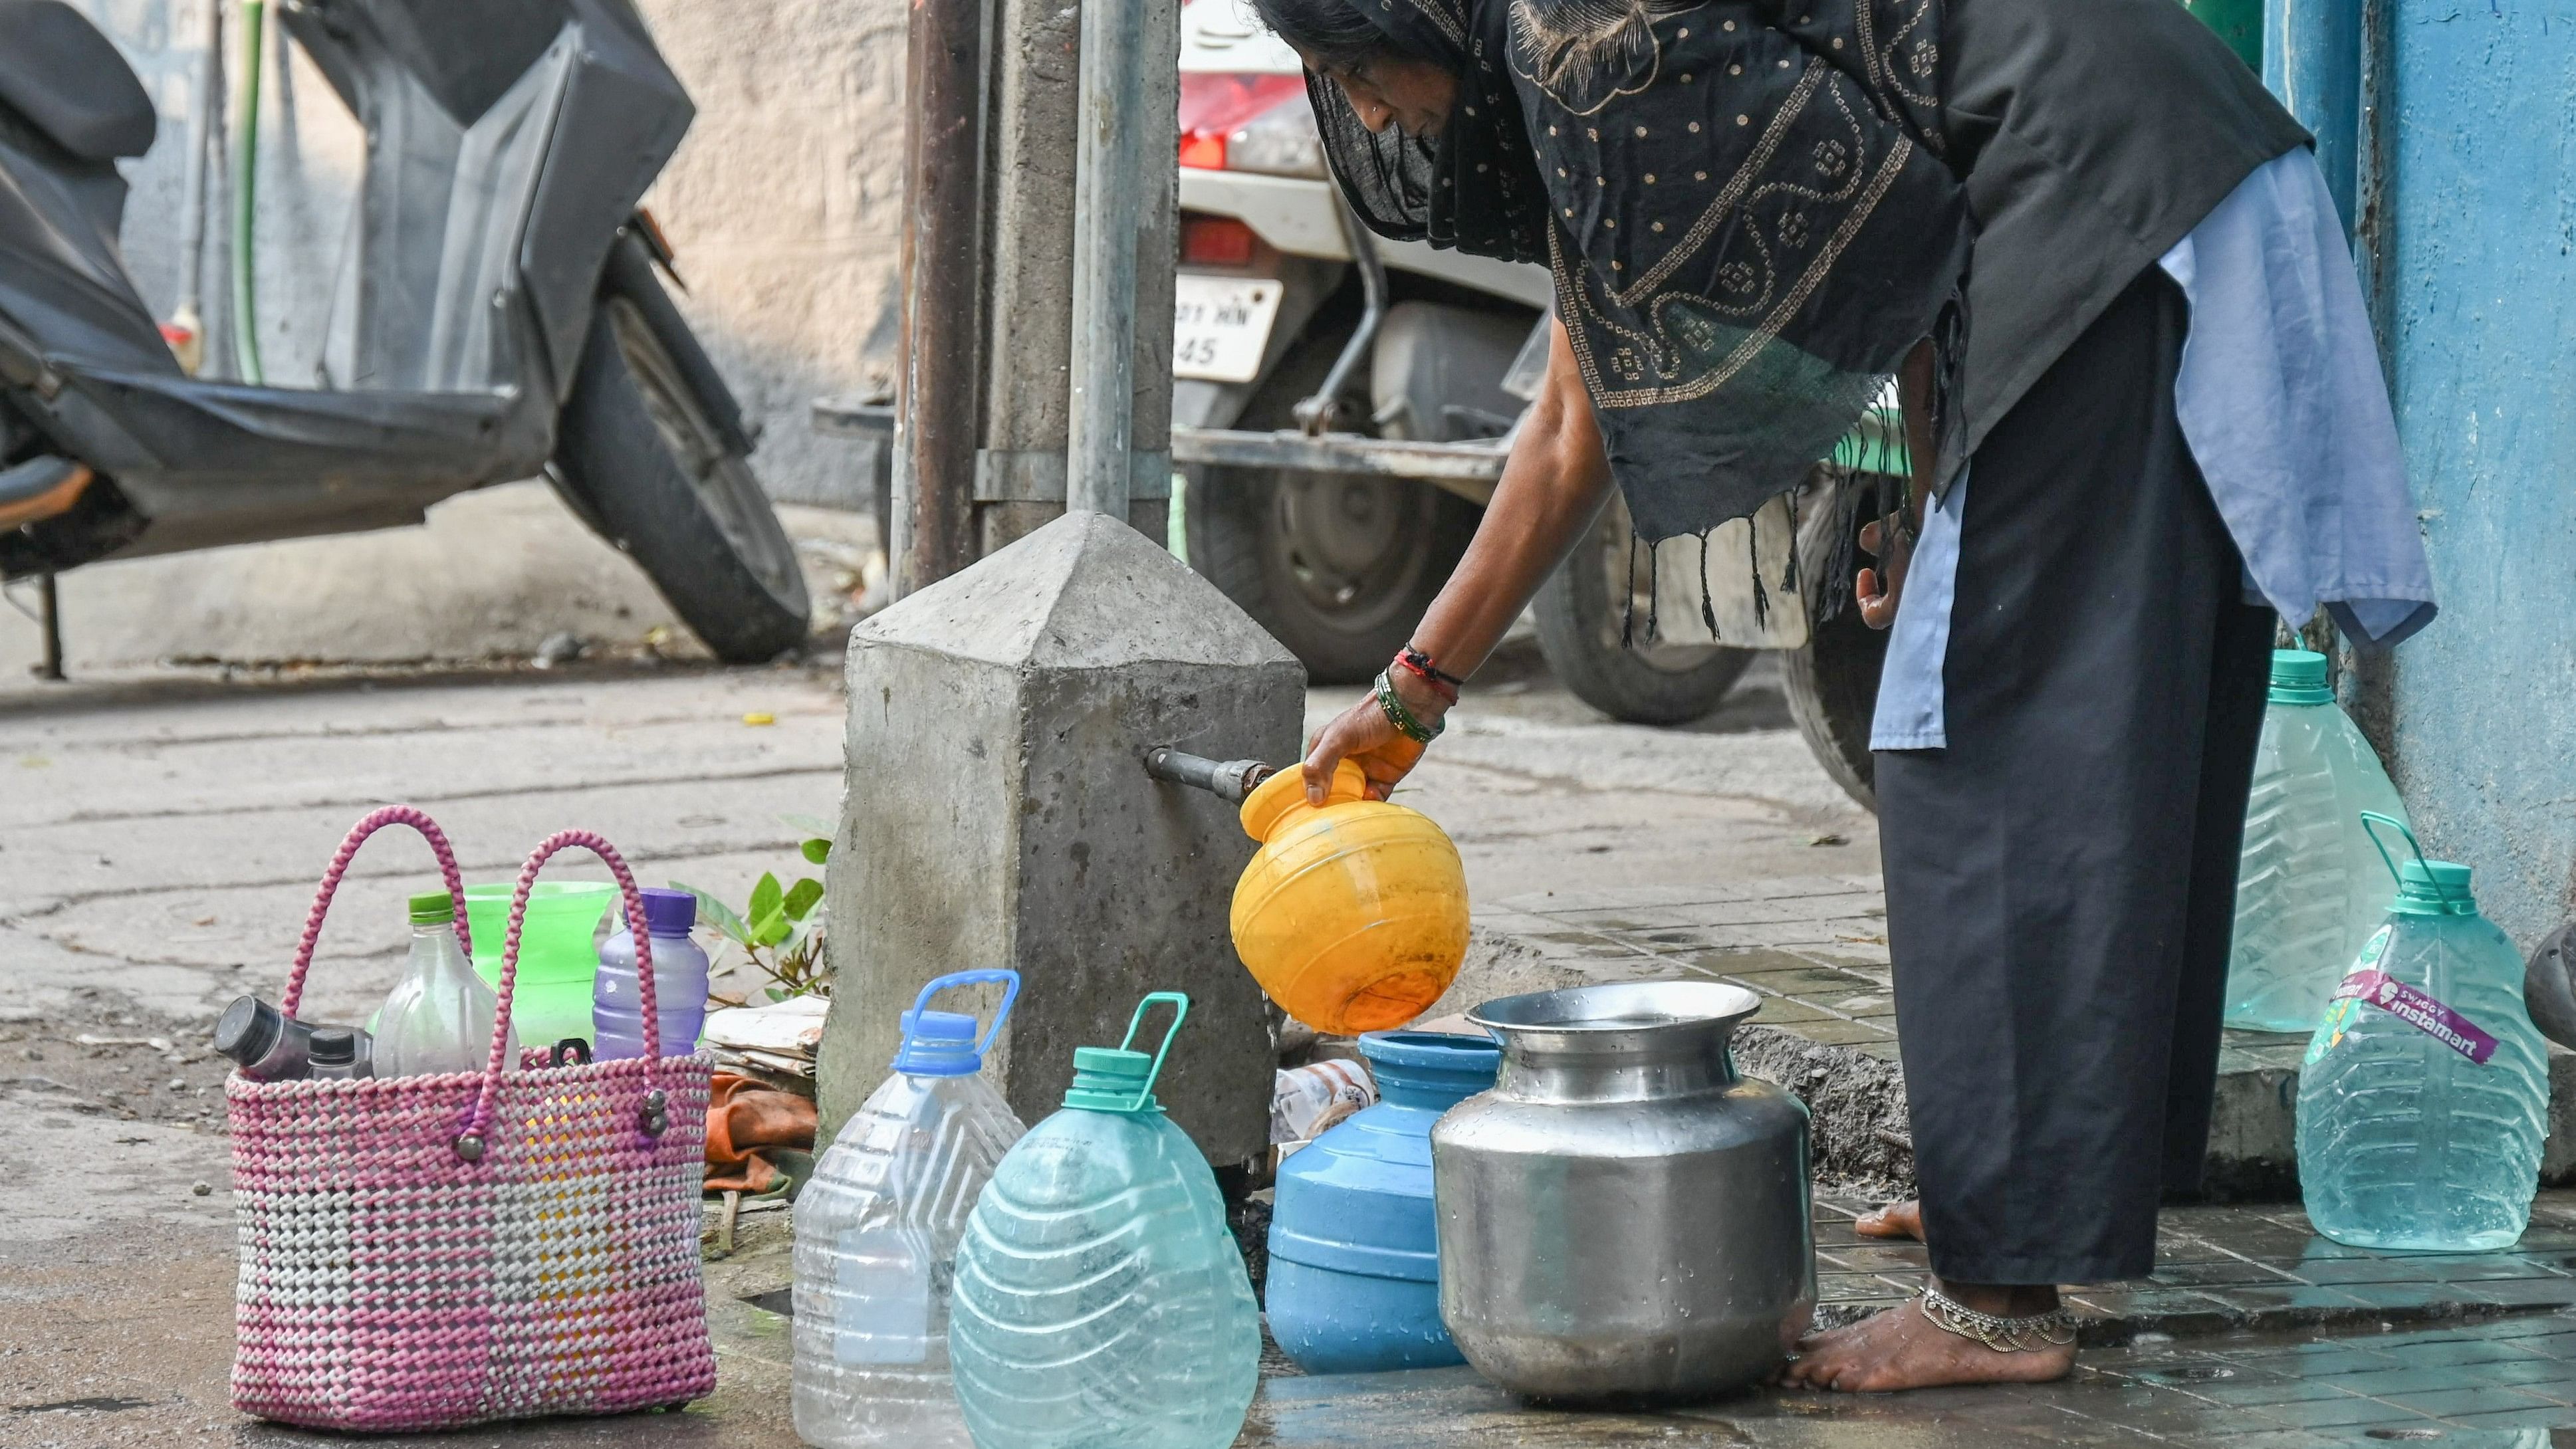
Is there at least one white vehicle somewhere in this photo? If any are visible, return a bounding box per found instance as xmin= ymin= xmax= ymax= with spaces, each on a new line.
xmin=1169 ymin=0 xmax=1899 ymax=806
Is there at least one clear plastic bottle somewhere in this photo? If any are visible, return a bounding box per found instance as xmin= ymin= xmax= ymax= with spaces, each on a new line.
xmin=792 ymin=970 xmax=1027 ymax=1449
xmin=376 ymin=892 xmax=519 ymax=1077
xmin=2298 ymin=818 xmax=2550 ymax=1251
xmin=594 ymin=887 xmax=710 ymax=1060
xmin=948 ymin=993 xmax=1260 ymax=1449
xmin=2226 ymin=651 xmax=2411 ymax=1032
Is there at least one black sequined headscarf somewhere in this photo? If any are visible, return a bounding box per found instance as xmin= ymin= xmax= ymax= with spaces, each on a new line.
xmin=1297 ymin=0 xmax=1970 ymax=544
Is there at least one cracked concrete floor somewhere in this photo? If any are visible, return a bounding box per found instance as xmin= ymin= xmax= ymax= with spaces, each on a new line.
xmin=0 ymin=617 xmax=1870 ymax=1446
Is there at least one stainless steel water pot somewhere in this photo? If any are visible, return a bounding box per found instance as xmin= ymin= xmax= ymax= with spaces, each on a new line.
xmin=1433 ymin=980 xmax=1814 ymax=1400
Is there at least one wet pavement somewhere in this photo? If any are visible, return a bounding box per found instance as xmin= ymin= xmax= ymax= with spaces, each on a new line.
xmin=1251 ymin=1315 xmax=2576 ymax=1445
xmin=1475 ymin=877 xmax=2576 ymax=1202
xmin=1812 ymin=1193 xmax=2576 ymax=1345
xmin=9 ymin=623 xmax=2576 ymax=1443
xmin=1228 ymin=1196 xmax=2576 ymax=1446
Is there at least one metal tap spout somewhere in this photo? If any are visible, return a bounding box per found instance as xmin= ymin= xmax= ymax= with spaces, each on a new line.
xmin=1143 ymin=747 xmax=1276 ymax=804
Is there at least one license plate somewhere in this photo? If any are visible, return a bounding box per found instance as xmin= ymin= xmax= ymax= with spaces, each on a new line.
xmin=1173 ymin=274 xmax=1284 ymax=384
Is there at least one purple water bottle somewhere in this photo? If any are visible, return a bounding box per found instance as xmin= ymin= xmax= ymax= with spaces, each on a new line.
xmin=592 ymin=887 xmax=711 ymax=1061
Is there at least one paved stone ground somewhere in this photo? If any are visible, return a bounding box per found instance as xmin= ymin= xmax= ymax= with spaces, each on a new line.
xmin=0 ymin=608 xmax=1875 ymax=1446
xmin=7 ymin=508 xmax=2573 ymax=1443
xmin=1250 ymin=1315 xmax=2576 ymax=1445
xmin=1813 ymin=1194 xmax=2576 ymax=1345
xmin=1476 ymin=876 xmax=2576 ymax=1202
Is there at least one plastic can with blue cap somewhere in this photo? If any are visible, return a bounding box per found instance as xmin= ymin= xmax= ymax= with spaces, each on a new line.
xmin=792 ymin=970 xmax=1027 ymax=1449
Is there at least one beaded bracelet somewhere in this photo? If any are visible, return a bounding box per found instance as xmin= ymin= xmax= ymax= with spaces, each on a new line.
xmin=1392 ymin=647 xmax=1461 ymax=705
xmin=1374 ymin=670 xmax=1445 ymax=744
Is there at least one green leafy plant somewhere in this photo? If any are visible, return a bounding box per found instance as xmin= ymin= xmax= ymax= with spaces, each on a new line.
xmin=677 ymin=817 xmax=834 ymax=1002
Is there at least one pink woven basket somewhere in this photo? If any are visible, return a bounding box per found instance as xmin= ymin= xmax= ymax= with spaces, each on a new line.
xmin=227 ymin=806 xmax=717 ymax=1431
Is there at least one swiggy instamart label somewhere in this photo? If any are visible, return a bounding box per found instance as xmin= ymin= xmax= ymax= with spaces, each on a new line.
xmin=2324 ymin=965 xmax=2502 ymax=1065
xmin=2307 ymin=928 xmax=2391 ymax=1066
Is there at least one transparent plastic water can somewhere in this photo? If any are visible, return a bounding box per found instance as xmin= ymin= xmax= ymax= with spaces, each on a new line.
xmin=2297 ymin=814 xmax=2550 ymax=1252
xmin=947 ymin=992 xmax=1261 ymax=1449
xmin=376 ymin=891 xmax=519 ymax=1077
xmin=2225 ymin=651 xmax=2412 ymax=1033
xmin=792 ymin=970 xmax=1026 ymax=1449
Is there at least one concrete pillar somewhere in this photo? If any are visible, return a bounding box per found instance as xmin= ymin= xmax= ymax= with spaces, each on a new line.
xmin=817 ymin=510 xmax=1301 ymax=1164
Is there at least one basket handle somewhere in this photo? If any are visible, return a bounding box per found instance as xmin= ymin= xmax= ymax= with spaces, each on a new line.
xmin=453 ymin=830 xmax=666 ymax=1163
xmin=279 ymin=805 xmax=471 ymax=1020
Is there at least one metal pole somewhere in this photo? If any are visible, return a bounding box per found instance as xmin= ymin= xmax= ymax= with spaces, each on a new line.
xmin=894 ymin=0 xmax=989 ymax=595
xmin=1065 ymin=0 xmax=1150 ymax=517
xmin=2263 ymin=0 xmax=2360 ymax=232
xmin=229 ymin=0 xmax=267 ymax=385
xmin=170 ymin=0 xmax=221 ymax=371
xmin=35 ymin=572 xmax=63 ymax=682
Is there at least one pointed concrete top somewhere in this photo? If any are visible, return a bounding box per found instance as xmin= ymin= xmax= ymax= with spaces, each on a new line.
xmin=853 ymin=511 xmax=1300 ymax=670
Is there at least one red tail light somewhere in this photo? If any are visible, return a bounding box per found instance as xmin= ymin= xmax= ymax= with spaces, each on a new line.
xmin=1178 ymin=72 xmax=1307 ymax=171
xmin=1181 ymin=215 xmax=1258 ymax=266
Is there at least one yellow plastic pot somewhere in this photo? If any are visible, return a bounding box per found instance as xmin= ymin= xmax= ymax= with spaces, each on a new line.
xmin=1230 ymin=759 xmax=1470 ymax=1034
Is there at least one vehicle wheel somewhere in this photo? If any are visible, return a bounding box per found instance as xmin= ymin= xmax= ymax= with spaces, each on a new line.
xmin=1185 ymin=332 xmax=1478 ymax=683
xmin=1533 ymin=491 xmax=1754 ymax=726
xmin=554 ymin=294 xmax=811 ymax=663
xmin=1782 ymin=477 xmax=1889 ymax=812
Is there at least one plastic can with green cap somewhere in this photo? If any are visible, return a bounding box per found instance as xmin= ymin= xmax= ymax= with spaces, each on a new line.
xmin=2297 ymin=814 xmax=2549 ymax=1250
xmin=374 ymin=889 xmax=520 ymax=1078
xmin=2224 ymin=650 xmax=2412 ymax=1032
xmin=947 ymin=992 xmax=1260 ymax=1449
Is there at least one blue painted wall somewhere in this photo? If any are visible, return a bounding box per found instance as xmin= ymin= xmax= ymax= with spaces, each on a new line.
xmin=2381 ymin=4 xmax=2576 ymax=944
xmin=2263 ymin=0 xmax=2361 ymax=227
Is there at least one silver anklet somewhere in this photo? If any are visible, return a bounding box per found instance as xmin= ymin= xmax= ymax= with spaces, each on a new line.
xmin=1917 ymin=1284 xmax=2077 ymax=1353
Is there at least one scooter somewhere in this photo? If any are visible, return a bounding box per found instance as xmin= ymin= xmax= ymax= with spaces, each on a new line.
xmin=1164 ymin=0 xmax=1896 ymax=806
xmin=0 ymin=0 xmax=809 ymax=665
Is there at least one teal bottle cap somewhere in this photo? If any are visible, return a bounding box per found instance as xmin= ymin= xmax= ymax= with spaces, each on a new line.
xmin=2393 ymin=858 xmax=2478 ymax=917
xmin=1060 ymin=992 xmax=1190 ymax=1114
xmin=408 ymin=891 xmax=454 ymax=925
xmin=1064 ymin=1046 xmax=1160 ymax=1113
xmin=2269 ymin=649 xmax=2333 ymax=705
xmin=2360 ymin=812 xmax=2476 ymax=917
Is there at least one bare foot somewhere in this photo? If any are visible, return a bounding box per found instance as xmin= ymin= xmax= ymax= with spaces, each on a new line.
xmin=1777 ymin=1284 xmax=2075 ymax=1393
xmin=1853 ymin=1199 xmax=1923 ymax=1241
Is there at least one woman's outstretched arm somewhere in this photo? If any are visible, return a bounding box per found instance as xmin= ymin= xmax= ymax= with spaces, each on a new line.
xmin=1298 ymin=314 xmax=1613 ymax=803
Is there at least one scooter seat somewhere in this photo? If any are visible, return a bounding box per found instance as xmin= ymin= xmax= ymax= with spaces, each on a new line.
xmin=0 ymin=0 xmax=155 ymax=163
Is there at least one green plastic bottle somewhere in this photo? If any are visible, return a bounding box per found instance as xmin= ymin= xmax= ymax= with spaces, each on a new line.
xmin=947 ymin=993 xmax=1260 ymax=1449
xmin=462 ymin=881 xmax=615 ymax=1050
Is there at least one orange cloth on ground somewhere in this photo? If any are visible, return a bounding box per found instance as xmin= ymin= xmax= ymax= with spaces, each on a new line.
xmin=705 ymin=1071 xmax=817 ymax=1194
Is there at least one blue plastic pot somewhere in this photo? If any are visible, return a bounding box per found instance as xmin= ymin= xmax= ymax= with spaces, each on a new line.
xmin=1266 ymin=1029 xmax=1502 ymax=1374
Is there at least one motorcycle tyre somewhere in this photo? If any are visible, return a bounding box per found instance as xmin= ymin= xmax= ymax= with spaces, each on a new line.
xmin=1780 ymin=480 xmax=1887 ymax=813
xmin=1184 ymin=332 xmax=1477 ymax=685
xmin=1532 ymin=497 xmax=1753 ymax=727
xmin=553 ymin=296 xmax=810 ymax=665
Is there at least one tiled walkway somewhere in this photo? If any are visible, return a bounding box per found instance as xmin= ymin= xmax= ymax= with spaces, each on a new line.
xmin=1253 ymin=1314 xmax=2576 ymax=1444
xmin=1816 ymin=1194 xmax=2576 ymax=1344
xmin=1477 ymin=874 xmax=1903 ymax=1053
xmin=1404 ymin=878 xmax=2576 ymax=1439
xmin=1252 ymin=1196 xmax=2576 ymax=1445
xmin=1476 ymin=876 xmax=2313 ymax=1083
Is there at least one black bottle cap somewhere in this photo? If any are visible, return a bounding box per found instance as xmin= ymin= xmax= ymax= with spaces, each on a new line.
xmin=308 ymin=1028 xmax=358 ymax=1065
xmin=212 ymin=996 xmax=280 ymax=1065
